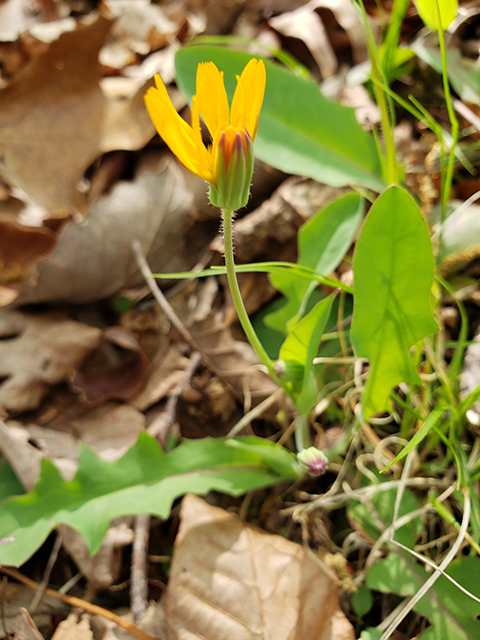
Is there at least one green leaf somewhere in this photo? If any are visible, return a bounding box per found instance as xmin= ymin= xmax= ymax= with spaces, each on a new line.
xmin=175 ymin=47 xmax=384 ymax=191
xmin=266 ymin=193 xmax=363 ymax=333
xmin=381 ymin=406 xmax=447 ymax=472
xmin=0 ymin=463 xmax=24 ymax=502
xmin=350 ymin=186 xmax=438 ymax=418
xmin=0 ymin=433 xmax=300 ymax=566
xmin=413 ymin=0 xmax=457 ymax=30
xmin=279 ymin=294 xmax=335 ymax=415
xmin=352 ymin=585 xmax=373 ymax=619
xmin=368 ymin=555 xmax=480 ymax=640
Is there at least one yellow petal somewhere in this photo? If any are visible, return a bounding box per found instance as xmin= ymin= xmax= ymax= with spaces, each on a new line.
xmin=230 ymin=59 xmax=266 ymax=141
xmin=145 ymin=74 xmax=213 ymax=181
xmin=194 ymin=62 xmax=229 ymax=139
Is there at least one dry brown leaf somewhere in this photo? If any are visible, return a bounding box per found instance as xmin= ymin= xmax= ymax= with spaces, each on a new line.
xmin=59 ymin=519 xmax=134 ymax=589
xmin=14 ymin=609 xmax=45 ymax=640
xmin=0 ymin=15 xmax=157 ymax=216
xmin=269 ymin=0 xmax=367 ymax=79
xmin=16 ymin=157 xmax=194 ymax=305
xmin=69 ymin=402 xmax=145 ymax=460
xmin=166 ymin=495 xmax=351 ymax=640
xmin=51 ymin=614 xmax=94 ymax=640
xmin=0 ymin=16 xmax=112 ymax=215
xmin=73 ymin=326 xmax=150 ymax=406
xmin=0 ymin=419 xmax=44 ymax=489
xmin=0 ymin=214 xmax=59 ymax=306
xmin=0 ymin=309 xmax=102 ymax=413
xmin=0 ymin=582 xmax=65 ymax=637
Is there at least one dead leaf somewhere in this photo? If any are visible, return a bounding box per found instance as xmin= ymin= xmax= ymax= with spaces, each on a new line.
xmin=269 ymin=0 xmax=367 ymax=79
xmin=0 ymin=582 xmax=65 ymax=637
xmin=0 ymin=309 xmax=102 ymax=414
xmin=0 ymin=16 xmax=112 ymax=215
xmin=73 ymin=326 xmax=150 ymax=405
xmin=14 ymin=609 xmax=45 ymax=640
xmin=165 ymin=495 xmax=350 ymax=640
xmin=0 ymin=15 xmax=157 ymax=216
xmin=15 ymin=157 xmax=194 ymax=305
xmin=0 ymin=214 xmax=58 ymax=306
xmin=59 ymin=520 xmax=134 ymax=589
xmin=51 ymin=613 xmax=94 ymax=640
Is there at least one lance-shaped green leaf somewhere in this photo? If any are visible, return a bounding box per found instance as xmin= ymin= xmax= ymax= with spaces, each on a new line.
xmin=266 ymin=193 xmax=363 ymax=334
xmin=0 ymin=433 xmax=301 ymax=567
xmin=175 ymin=47 xmax=384 ymax=191
xmin=278 ymin=294 xmax=335 ymax=415
xmin=413 ymin=0 xmax=457 ymax=31
xmin=350 ymin=186 xmax=438 ymax=418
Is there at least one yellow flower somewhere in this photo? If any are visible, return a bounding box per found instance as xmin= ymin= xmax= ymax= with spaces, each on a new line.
xmin=144 ymin=58 xmax=266 ymax=208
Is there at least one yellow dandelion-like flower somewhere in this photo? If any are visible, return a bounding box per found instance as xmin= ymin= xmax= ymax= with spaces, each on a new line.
xmin=145 ymin=58 xmax=266 ymax=210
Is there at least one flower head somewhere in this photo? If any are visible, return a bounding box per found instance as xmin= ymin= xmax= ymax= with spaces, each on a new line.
xmin=145 ymin=58 xmax=266 ymax=209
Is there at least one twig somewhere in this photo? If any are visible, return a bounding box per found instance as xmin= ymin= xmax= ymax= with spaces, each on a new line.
xmin=29 ymin=532 xmax=62 ymax=613
xmin=131 ymin=514 xmax=151 ymax=624
xmin=131 ymin=241 xmax=238 ymax=400
xmin=0 ymin=566 xmax=162 ymax=640
xmin=227 ymin=388 xmax=284 ymax=438
xmin=149 ymin=351 xmax=202 ymax=447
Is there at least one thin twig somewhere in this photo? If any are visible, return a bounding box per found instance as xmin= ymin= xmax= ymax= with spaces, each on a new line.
xmin=30 ymin=533 xmax=62 ymax=613
xmin=131 ymin=240 xmax=237 ymax=399
xmin=227 ymin=388 xmax=284 ymax=438
xmin=149 ymin=351 xmax=202 ymax=448
xmin=131 ymin=514 xmax=151 ymax=624
xmin=0 ymin=566 xmax=162 ymax=640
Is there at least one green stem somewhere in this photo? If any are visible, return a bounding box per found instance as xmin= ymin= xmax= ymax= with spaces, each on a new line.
xmin=437 ymin=2 xmax=459 ymax=235
xmin=221 ymin=209 xmax=278 ymax=380
xmin=295 ymin=413 xmax=311 ymax=451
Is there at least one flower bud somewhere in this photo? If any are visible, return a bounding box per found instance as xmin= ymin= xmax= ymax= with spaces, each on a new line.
xmin=209 ymin=126 xmax=254 ymax=211
xmin=274 ymin=359 xmax=305 ymax=383
xmin=297 ymin=447 xmax=328 ymax=476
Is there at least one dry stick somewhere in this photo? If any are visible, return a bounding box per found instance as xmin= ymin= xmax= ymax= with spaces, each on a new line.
xmin=150 ymin=351 xmax=203 ymax=447
xmin=0 ymin=566 xmax=162 ymax=640
xmin=29 ymin=533 xmax=62 ymax=613
xmin=131 ymin=241 xmax=239 ymax=401
xmin=131 ymin=514 xmax=151 ymax=624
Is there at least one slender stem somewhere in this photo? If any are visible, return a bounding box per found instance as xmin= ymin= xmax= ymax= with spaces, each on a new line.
xmin=295 ymin=413 xmax=311 ymax=451
xmin=437 ymin=2 xmax=459 ymax=237
xmin=221 ymin=209 xmax=278 ymax=380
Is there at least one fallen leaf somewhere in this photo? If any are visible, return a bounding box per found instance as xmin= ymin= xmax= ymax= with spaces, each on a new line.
xmin=0 ymin=15 xmax=157 ymax=216
xmin=58 ymin=519 xmax=134 ymax=589
xmin=0 ymin=16 xmax=112 ymax=215
xmin=16 ymin=157 xmax=194 ymax=305
xmin=0 ymin=582 xmax=65 ymax=637
xmin=0 ymin=309 xmax=102 ymax=413
xmin=73 ymin=326 xmax=150 ymax=405
xmin=51 ymin=614 xmax=94 ymax=640
xmin=165 ymin=495 xmax=352 ymax=640
xmin=14 ymin=609 xmax=45 ymax=640
xmin=0 ymin=214 xmax=58 ymax=306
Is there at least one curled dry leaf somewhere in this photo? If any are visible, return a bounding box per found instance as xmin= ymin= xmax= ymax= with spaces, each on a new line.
xmin=0 ymin=214 xmax=58 ymax=306
xmin=16 ymin=158 xmax=194 ymax=305
xmin=73 ymin=326 xmax=150 ymax=406
xmin=50 ymin=614 xmax=95 ymax=640
xmin=166 ymin=495 xmax=353 ymax=640
xmin=13 ymin=608 xmax=45 ymax=640
xmin=0 ymin=309 xmax=102 ymax=414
